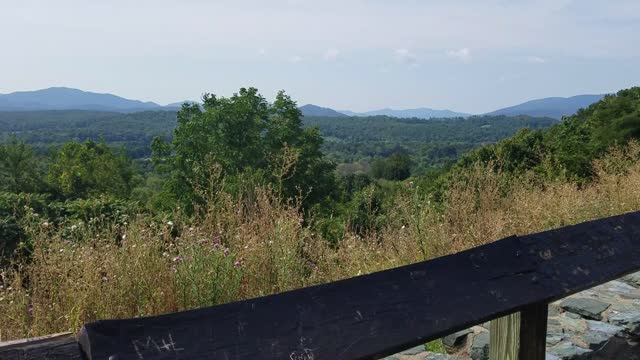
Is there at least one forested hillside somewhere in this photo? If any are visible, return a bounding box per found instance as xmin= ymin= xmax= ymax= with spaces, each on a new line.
xmin=1 ymin=86 xmax=639 ymax=343
xmin=0 ymin=110 xmax=556 ymax=174
xmin=305 ymin=115 xmax=555 ymax=173
xmin=455 ymin=87 xmax=640 ymax=181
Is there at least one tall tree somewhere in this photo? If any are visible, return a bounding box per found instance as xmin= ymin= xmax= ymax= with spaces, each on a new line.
xmin=152 ymin=88 xmax=337 ymax=211
xmin=0 ymin=137 xmax=42 ymax=193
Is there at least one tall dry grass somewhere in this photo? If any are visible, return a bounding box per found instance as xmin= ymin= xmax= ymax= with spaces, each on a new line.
xmin=2 ymin=143 xmax=640 ymax=341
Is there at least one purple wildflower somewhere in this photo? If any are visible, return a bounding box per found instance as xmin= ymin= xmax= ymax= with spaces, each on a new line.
xmin=223 ymin=248 xmax=230 ymax=256
xmin=234 ymin=261 xmax=242 ymax=267
xmin=212 ymin=243 xmax=220 ymax=249
xmin=173 ymin=256 xmax=183 ymax=263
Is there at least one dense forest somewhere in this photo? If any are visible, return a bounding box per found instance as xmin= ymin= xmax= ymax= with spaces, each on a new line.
xmin=1 ymin=86 xmax=639 ymax=342
xmin=0 ymin=109 xmax=556 ymax=174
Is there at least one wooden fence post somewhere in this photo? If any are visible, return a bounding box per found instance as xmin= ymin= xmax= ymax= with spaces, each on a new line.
xmin=489 ymin=303 xmax=548 ymax=360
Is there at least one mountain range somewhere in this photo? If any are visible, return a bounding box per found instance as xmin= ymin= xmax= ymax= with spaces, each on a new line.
xmin=485 ymin=94 xmax=606 ymax=119
xmin=0 ymin=87 xmax=607 ymax=119
xmin=0 ymin=87 xmax=177 ymax=112
xmin=338 ymin=108 xmax=469 ymax=119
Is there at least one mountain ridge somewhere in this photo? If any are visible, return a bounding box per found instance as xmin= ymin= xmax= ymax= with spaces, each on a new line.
xmin=0 ymin=87 xmax=609 ymax=119
xmin=0 ymin=87 xmax=163 ymax=112
xmin=340 ymin=107 xmax=469 ymax=119
xmin=486 ymin=94 xmax=606 ymax=119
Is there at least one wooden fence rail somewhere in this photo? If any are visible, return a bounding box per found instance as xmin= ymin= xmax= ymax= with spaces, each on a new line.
xmin=2 ymin=211 xmax=640 ymax=360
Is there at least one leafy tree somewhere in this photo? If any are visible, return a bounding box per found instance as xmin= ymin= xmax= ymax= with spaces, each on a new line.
xmin=47 ymin=140 xmax=136 ymax=199
xmin=370 ymin=151 xmax=412 ymax=180
xmin=0 ymin=137 xmax=42 ymax=193
xmin=152 ymin=88 xmax=337 ymax=211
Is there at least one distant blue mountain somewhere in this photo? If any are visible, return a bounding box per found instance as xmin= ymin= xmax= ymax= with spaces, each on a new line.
xmin=0 ymin=87 xmax=163 ymax=112
xmin=340 ymin=107 xmax=469 ymax=119
xmin=486 ymin=94 xmax=606 ymax=119
xmin=299 ymin=104 xmax=347 ymax=117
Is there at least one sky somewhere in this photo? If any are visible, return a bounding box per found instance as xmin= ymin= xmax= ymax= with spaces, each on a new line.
xmin=1 ymin=0 xmax=639 ymax=114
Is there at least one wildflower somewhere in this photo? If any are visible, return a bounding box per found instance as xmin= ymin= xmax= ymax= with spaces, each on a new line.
xmin=71 ymin=225 xmax=77 ymax=231
xmin=224 ymin=248 xmax=230 ymax=256
xmin=173 ymin=256 xmax=183 ymax=263
xmin=401 ymin=225 xmax=406 ymax=230
xmin=234 ymin=261 xmax=242 ymax=267
xmin=167 ymin=221 xmax=174 ymax=226
xmin=212 ymin=243 xmax=220 ymax=249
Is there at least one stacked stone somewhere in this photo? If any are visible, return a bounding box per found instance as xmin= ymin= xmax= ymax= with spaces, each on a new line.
xmin=383 ymin=272 xmax=640 ymax=360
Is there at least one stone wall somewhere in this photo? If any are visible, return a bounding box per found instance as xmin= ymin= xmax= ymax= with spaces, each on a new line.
xmin=384 ymin=272 xmax=640 ymax=360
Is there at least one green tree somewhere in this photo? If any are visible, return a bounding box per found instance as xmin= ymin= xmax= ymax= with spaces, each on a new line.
xmin=153 ymin=88 xmax=336 ymax=211
xmin=0 ymin=137 xmax=42 ymax=193
xmin=370 ymin=151 xmax=412 ymax=180
xmin=47 ymin=140 xmax=136 ymax=199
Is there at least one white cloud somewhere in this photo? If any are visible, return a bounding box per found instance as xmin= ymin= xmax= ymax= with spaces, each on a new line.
xmin=323 ymin=48 xmax=340 ymax=61
xmin=289 ymin=55 xmax=303 ymax=64
xmin=526 ymin=56 xmax=547 ymax=64
xmin=394 ymin=48 xmax=417 ymax=65
xmin=446 ymin=48 xmax=472 ymax=63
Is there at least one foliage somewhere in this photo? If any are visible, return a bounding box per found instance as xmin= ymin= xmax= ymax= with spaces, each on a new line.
xmin=0 ymin=137 xmax=44 ymax=193
xmin=47 ymin=140 xmax=137 ymax=199
xmin=453 ymin=87 xmax=640 ymax=182
xmin=152 ymin=88 xmax=337 ymax=211
xmin=370 ymin=151 xmax=412 ymax=180
xmin=4 ymin=143 xmax=640 ymax=339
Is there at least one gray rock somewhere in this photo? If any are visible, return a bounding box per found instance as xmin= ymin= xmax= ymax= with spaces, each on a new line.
xmin=560 ymin=298 xmax=610 ymax=320
xmin=565 ymin=312 xmax=582 ymax=320
xmin=546 ymin=334 xmax=565 ymax=346
xmin=548 ymin=342 xmax=591 ymax=359
xmin=580 ymin=330 xmax=612 ymax=350
xmin=470 ymin=331 xmax=490 ymax=360
xmin=585 ymin=319 xmax=624 ymax=336
xmin=608 ymin=312 xmax=640 ymax=334
xmin=621 ymin=271 xmax=640 ymax=287
xmin=549 ymin=302 xmax=563 ymax=316
xmin=421 ymin=353 xmax=454 ymax=360
xmin=546 ymin=354 xmax=561 ymax=360
xmin=400 ymin=345 xmax=425 ymax=355
xmin=442 ymin=328 xmax=472 ymax=347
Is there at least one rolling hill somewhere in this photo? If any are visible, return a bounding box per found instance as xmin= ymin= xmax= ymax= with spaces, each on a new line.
xmin=340 ymin=107 xmax=469 ymax=119
xmin=299 ymin=104 xmax=347 ymax=117
xmin=0 ymin=87 xmax=164 ymax=112
xmin=486 ymin=94 xmax=606 ymax=119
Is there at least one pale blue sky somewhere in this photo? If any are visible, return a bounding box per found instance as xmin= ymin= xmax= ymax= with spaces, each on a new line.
xmin=1 ymin=0 xmax=639 ymax=113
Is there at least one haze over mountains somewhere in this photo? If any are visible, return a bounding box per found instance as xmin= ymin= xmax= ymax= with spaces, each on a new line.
xmin=485 ymin=94 xmax=606 ymax=119
xmin=0 ymin=87 xmax=606 ymax=120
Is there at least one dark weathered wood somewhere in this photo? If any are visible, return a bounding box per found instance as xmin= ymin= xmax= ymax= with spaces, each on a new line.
xmin=518 ymin=303 xmax=548 ymax=360
xmin=76 ymin=211 xmax=640 ymax=360
xmin=0 ymin=332 xmax=83 ymax=360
